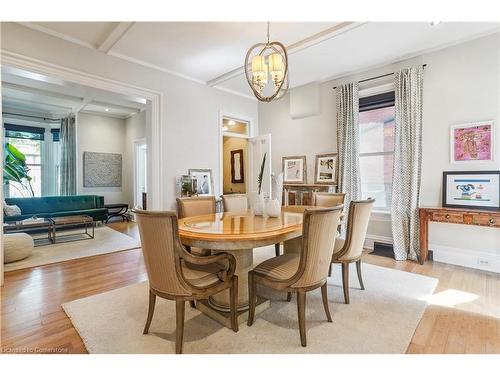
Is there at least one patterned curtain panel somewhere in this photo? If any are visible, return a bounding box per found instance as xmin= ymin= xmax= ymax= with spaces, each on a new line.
xmin=391 ymin=66 xmax=424 ymax=261
xmin=336 ymin=82 xmax=361 ymax=236
xmin=59 ymin=116 xmax=77 ymax=196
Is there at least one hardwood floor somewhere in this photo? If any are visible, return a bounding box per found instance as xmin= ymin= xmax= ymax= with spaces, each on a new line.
xmin=1 ymin=221 xmax=498 ymax=354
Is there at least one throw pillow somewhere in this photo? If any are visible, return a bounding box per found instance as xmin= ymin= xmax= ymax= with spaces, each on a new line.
xmin=3 ymin=201 xmax=22 ymax=216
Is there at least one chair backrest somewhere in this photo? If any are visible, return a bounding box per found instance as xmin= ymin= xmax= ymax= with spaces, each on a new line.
xmin=292 ymin=206 xmax=343 ymax=288
xmin=312 ymin=192 xmax=346 ymax=208
xmin=221 ymin=194 xmax=248 ymax=212
xmin=176 ymin=196 xmax=216 ymax=218
xmin=336 ymin=198 xmax=375 ymax=261
xmin=134 ymin=209 xmax=190 ymax=296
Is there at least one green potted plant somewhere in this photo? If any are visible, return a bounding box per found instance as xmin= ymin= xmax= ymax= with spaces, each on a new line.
xmin=3 ymin=142 xmax=35 ymax=197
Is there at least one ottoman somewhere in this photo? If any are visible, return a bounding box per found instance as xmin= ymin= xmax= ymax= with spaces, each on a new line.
xmin=4 ymin=233 xmax=34 ymax=263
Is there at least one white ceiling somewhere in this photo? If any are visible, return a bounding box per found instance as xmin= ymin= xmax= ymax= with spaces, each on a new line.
xmin=1 ymin=67 xmax=146 ymax=120
xmin=13 ymin=22 xmax=500 ymax=99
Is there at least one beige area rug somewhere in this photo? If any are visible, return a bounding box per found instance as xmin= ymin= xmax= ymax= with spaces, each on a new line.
xmin=5 ymin=226 xmax=141 ymax=272
xmin=62 ymin=246 xmax=438 ymax=354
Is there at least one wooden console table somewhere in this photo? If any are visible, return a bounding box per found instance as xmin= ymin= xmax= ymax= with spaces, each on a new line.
xmin=419 ymin=206 xmax=499 ymax=265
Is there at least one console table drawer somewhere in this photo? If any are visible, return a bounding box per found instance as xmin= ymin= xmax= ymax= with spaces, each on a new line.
xmin=472 ymin=214 xmax=499 ymax=227
xmin=431 ymin=212 xmax=464 ymax=223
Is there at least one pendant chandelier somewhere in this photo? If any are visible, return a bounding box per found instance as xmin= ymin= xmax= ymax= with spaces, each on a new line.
xmin=244 ymin=22 xmax=289 ymax=102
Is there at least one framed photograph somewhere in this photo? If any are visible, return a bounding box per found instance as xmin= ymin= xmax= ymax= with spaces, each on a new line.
xmin=282 ymin=156 xmax=307 ymax=184
xmin=230 ymin=149 xmax=244 ymax=183
xmin=442 ymin=171 xmax=499 ymax=211
xmin=450 ymin=121 xmax=495 ymax=163
xmin=314 ymin=153 xmax=337 ymax=184
xmin=188 ymin=168 xmax=214 ymax=196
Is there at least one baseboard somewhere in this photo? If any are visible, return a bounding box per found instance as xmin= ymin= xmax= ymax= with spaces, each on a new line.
xmin=430 ymin=244 xmax=500 ymax=273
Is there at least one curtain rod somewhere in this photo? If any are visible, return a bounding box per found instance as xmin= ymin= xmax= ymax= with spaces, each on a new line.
xmin=332 ymin=64 xmax=427 ymax=90
xmin=2 ymin=112 xmax=63 ymax=122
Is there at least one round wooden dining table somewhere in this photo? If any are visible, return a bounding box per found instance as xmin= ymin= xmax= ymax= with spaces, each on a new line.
xmin=178 ymin=206 xmax=308 ymax=325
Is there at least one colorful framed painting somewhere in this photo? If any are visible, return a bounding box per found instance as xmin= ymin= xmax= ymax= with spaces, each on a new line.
xmin=442 ymin=171 xmax=500 ymax=211
xmin=282 ymin=156 xmax=307 ymax=184
xmin=450 ymin=121 xmax=495 ymax=163
xmin=314 ymin=153 xmax=337 ymax=184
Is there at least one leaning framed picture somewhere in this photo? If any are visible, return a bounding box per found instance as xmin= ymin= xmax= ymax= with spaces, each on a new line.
xmin=314 ymin=153 xmax=337 ymax=184
xmin=282 ymin=156 xmax=307 ymax=184
xmin=442 ymin=171 xmax=500 ymax=211
xmin=450 ymin=121 xmax=495 ymax=163
xmin=188 ymin=168 xmax=214 ymax=196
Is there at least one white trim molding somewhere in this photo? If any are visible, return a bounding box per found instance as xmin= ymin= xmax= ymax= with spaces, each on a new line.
xmin=431 ymin=244 xmax=500 ymax=273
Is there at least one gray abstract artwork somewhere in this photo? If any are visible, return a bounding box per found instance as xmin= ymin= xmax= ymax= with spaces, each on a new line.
xmin=83 ymin=152 xmax=122 ymax=187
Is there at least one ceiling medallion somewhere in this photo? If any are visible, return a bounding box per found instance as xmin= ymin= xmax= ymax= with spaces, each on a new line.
xmin=244 ymin=22 xmax=289 ymax=102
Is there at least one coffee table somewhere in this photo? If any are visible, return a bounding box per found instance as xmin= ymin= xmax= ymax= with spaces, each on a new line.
xmin=3 ymin=218 xmax=54 ymax=246
xmin=51 ymin=215 xmax=95 ymax=243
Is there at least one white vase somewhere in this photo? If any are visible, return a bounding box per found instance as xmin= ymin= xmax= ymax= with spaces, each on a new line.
xmin=265 ymin=198 xmax=281 ymax=218
xmin=252 ymin=192 xmax=265 ymax=216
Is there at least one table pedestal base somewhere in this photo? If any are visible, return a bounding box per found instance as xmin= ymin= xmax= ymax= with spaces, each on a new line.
xmin=196 ymin=297 xmax=270 ymax=328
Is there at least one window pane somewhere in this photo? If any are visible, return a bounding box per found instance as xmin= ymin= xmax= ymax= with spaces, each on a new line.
xmin=360 ymin=154 xmax=394 ymax=210
xmin=359 ymin=106 xmax=395 ymax=153
xmin=5 ymin=137 xmax=43 ymax=197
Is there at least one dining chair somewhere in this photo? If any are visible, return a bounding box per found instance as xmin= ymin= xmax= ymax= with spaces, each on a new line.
xmin=176 ymin=196 xmax=216 ymax=256
xmin=312 ymin=192 xmax=346 ymax=235
xmin=134 ymin=209 xmax=239 ymax=354
xmin=221 ymin=194 xmax=248 ymax=212
xmin=247 ymin=206 xmax=343 ymax=347
xmin=329 ymin=198 xmax=375 ymax=304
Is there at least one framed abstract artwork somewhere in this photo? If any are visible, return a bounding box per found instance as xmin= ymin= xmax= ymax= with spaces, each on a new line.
xmin=314 ymin=153 xmax=337 ymax=184
xmin=282 ymin=156 xmax=307 ymax=184
xmin=442 ymin=171 xmax=500 ymax=211
xmin=450 ymin=121 xmax=495 ymax=163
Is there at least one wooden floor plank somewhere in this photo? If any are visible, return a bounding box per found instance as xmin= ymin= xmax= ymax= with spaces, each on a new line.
xmin=1 ymin=221 xmax=499 ymax=354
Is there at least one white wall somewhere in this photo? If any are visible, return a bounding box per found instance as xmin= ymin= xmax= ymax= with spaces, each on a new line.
xmin=1 ymin=23 xmax=258 ymax=210
xmin=260 ymin=32 xmax=500 ymax=271
xmin=123 ymin=110 xmax=147 ymax=207
xmin=77 ymin=112 xmax=127 ymax=204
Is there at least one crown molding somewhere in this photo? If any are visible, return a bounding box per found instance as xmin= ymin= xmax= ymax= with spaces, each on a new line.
xmin=97 ymin=22 xmax=135 ymax=53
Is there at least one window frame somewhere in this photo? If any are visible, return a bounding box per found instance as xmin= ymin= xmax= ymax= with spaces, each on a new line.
xmin=358 ymin=91 xmax=396 ymax=214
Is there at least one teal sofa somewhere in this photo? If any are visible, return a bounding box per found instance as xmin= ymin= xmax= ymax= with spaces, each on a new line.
xmin=4 ymin=195 xmax=108 ymax=223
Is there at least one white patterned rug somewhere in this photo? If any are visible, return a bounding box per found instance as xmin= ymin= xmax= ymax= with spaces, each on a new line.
xmin=5 ymin=226 xmax=141 ymax=272
xmin=62 ymin=248 xmax=438 ymax=354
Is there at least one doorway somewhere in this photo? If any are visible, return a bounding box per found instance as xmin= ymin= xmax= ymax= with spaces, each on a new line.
xmin=220 ymin=115 xmax=251 ymax=195
xmin=134 ymin=139 xmax=148 ymax=208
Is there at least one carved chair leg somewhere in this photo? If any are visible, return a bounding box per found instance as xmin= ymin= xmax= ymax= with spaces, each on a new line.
xmin=341 ymin=262 xmax=350 ymax=304
xmin=189 ymin=300 xmax=196 ymax=308
xmin=175 ymin=300 xmax=185 ymax=354
xmin=143 ymin=290 xmax=156 ymax=334
xmin=356 ymin=260 xmax=365 ymax=290
xmin=247 ymin=272 xmax=256 ymax=326
xmin=328 ymin=263 xmax=332 ymax=277
xmin=286 ymin=292 xmax=292 ymax=302
xmin=275 ymin=243 xmax=280 ymax=256
xmin=229 ymin=276 xmax=239 ymax=332
xmin=297 ymin=291 xmax=307 ymax=347
xmin=321 ymin=283 xmax=333 ymax=322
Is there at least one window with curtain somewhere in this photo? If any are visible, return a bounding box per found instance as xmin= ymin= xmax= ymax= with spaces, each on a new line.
xmin=359 ymin=91 xmax=395 ymax=212
xmin=4 ymin=124 xmax=60 ymax=197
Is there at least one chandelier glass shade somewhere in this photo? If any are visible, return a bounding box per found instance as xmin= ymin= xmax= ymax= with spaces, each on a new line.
xmin=244 ymin=23 xmax=289 ymax=102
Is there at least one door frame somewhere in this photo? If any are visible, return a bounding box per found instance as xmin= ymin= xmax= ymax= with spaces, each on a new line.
xmin=133 ymin=138 xmax=147 ymax=208
xmin=218 ymin=111 xmax=255 ymax=196
xmin=0 ymin=50 xmax=164 ymax=285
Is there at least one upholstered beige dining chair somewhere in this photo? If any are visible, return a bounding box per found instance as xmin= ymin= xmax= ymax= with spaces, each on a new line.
xmin=312 ymin=192 xmax=346 ymax=207
xmin=247 ymin=206 xmax=343 ymax=347
xmin=330 ymin=198 xmax=375 ymax=304
xmin=176 ymin=196 xmax=216 ymax=256
xmin=134 ymin=209 xmax=238 ymax=354
xmin=221 ymin=194 xmax=248 ymax=212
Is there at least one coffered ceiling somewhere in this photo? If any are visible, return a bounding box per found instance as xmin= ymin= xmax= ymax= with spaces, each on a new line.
xmin=14 ymin=22 xmax=500 ymax=99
